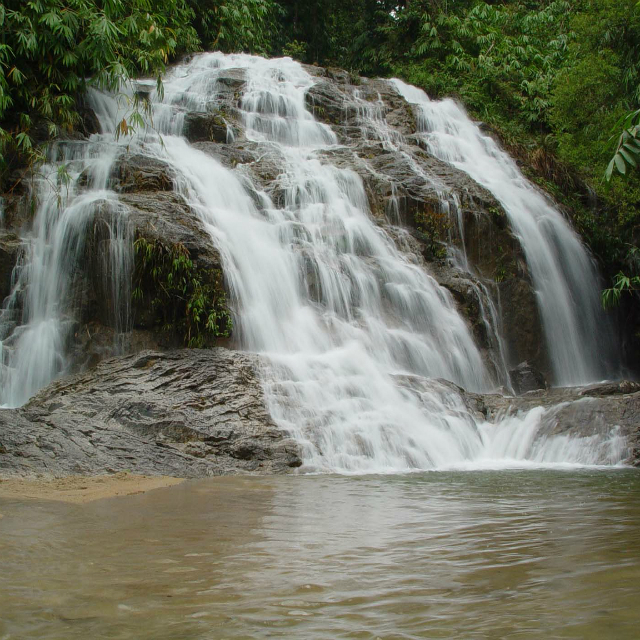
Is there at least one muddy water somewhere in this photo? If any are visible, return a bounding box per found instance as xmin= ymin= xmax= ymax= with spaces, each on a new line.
xmin=1 ymin=470 xmax=639 ymax=639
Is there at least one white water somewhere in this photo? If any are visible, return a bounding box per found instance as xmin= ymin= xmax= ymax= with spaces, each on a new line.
xmin=391 ymin=79 xmax=617 ymax=386
xmin=146 ymin=53 xmax=623 ymax=471
xmin=0 ymin=53 xmax=627 ymax=470
xmin=0 ymin=136 xmax=129 ymax=407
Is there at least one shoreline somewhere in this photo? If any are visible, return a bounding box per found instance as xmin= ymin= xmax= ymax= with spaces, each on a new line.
xmin=0 ymin=472 xmax=185 ymax=504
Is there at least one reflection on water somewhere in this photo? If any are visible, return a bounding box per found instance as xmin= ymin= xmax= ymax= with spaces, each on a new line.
xmin=1 ymin=471 xmax=640 ymax=639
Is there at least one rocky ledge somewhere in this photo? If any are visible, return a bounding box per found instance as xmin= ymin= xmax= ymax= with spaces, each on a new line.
xmin=0 ymin=349 xmax=302 ymax=479
xmin=1 ymin=348 xmax=638 ymax=479
xmin=481 ymin=381 xmax=640 ymax=465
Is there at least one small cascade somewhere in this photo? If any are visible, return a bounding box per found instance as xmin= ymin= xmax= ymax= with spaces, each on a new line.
xmin=348 ymin=84 xmax=512 ymax=388
xmin=0 ymin=122 xmax=130 ymax=407
xmin=391 ymin=79 xmax=618 ymax=386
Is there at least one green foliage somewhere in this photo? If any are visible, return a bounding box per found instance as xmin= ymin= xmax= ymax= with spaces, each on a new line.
xmin=602 ymin=245 xmax=640 ymax=308
xmin=282 ymin=39 xmax=307 ymax=60
xmin=133 ymin=236 xmax=232 ymax=347
xmin=414 ymin=206 xmax=449 ymax=261
xmin=0 ymin=0 xmax=200 ymax=180
xmin=0 ymin=0 xmax=284 ymax=182
xmin=272 ymin=0 xmax=398 ymax=70
xmin=602 ymin=270 xmax=640 ymax=308
xmin=606 ymin=108 xmax=640 ymax=180
xmin=185 ymin=0 xmax=279 ymax=54
xmin=549 ymin=0 xmax=640 ymax=183
xmin=404 ymin=1 xmax=572 ymax=126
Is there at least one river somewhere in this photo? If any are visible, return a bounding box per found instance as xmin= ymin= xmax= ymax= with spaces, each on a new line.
xmin=2 ymin=469 xmax=639 ymax=639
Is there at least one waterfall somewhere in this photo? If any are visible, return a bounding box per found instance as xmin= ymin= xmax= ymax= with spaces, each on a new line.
xmin=391 ymin=79 xmax=618 ymax=386
xmin=149 ymin=53 xmax=496 ymax=472
xmin=0 ymin=52 xmax=627 ymax=470
xmin=0 ymin=134 xmax=130 ymax=407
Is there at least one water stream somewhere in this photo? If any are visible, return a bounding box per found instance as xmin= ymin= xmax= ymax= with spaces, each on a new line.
xmin=391 ymin=79 xmax=618 ymax=386
xmin=0 ymin=139 xmax=127 ymax=407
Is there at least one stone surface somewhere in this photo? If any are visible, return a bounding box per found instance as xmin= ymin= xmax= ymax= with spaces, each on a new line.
xmin=0 ymin=349 xmax=302 ymax=478
xmin=509 ymin=361 xmax=548 ymax=395
xmin=111 ymin=153 xmax=175 ymax=193
xmin=481 ymin=381 xmax=640 ymax=465
xmin=0 ymin=230 xmax=21 ymax=302
xmin=2 ymin=356 xmax=637 ymax=479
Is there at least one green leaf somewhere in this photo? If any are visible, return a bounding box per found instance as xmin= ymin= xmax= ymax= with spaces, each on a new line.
xmin=614 ymin=154 xmax=627 ymax=175
xmin=605 ymin=157 xmax=615 ymax=181
xmin=619 ymin=148 xmax=637 ymax=168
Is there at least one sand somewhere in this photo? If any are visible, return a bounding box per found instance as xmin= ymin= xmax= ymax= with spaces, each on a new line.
xmin=0 ymin=473 xmax=185 ymax=504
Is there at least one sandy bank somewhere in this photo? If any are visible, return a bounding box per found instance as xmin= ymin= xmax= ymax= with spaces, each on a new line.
xmin=0 ymin=473 xmax=184 ymax=504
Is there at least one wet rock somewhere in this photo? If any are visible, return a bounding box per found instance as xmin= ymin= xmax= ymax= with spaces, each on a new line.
xmin=215 ymin=68 xmax=246 ymax=90
xmin=117 ymin=191 xmax=222 ymax=268
xmin=184 ymin=111 xmax=239 ymax=144
xmin=305 ymin=81 xmax=359 ymax=125
xmin=0 ymin=230 xmax=21 ymax=302
xmin=111 ymin=154 xmax=174 ymax=193
xmin=0 ymin=187 xmax=31 ymax=231
xmin=0 ymin=349 xmax=302 ymax=478
xmin=579 ymin=380 xmax=640 ymax=397
xmin=509 ymin=361 xmax=548 ymax=395
xmin=78 ymin=105 xmax=101 ymax=137
xmin=71 ymin=189 xmax=226 ymax=362
xmin=498 ymin=277 xmax=547 ymax=374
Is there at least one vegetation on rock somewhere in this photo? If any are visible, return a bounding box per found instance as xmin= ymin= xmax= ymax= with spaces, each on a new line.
xmin=132 ymin=236 xmax=232 ymax=347
xmin=414 ymin=205 xmax=449 ymax=261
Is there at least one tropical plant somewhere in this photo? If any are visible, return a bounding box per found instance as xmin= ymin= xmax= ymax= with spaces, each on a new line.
xmin=606 ymin=108 xmax=640 ymax=180
xmin=0 ymin=0 xmax=200 ymax=181
xmin=186 ymin=0 xmax=279 ymax=54
xmin=132 ymin=237 xmax=232 ymax=347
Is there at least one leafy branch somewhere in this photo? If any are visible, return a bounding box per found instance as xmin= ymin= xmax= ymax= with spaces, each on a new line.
xmin=133 ymin=236 xmax=232 ymax=347
xmin=606 ymin=108 xmax=640 ymax=180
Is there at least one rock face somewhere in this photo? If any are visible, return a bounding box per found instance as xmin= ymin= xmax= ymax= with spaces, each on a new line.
xmin=0 ymin=349 xmax=302 ymax=478
xmin=1 ymin=358 xmax=637 ymax=478
xmin=509 ymin=361 xmax=548 ymax=395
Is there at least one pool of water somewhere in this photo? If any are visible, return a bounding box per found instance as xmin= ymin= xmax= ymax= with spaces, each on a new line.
xmin=1 ymin=470 xmax=639 ymax=639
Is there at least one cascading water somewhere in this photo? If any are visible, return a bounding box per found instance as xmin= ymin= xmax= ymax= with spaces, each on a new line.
xmin=148 ymin=53 xmax=623 ymax=470
xmin=0 ymin=133 xmax=130 ymax=407
xmin=149 ymin=54 xmax=496 ymax=472
xmin=0 ymin=52 xmax=628 ymax=469
xmin=391 ymin=79 xmax=618 ymax=386
xmin=346 ymin=88 xmax=513 ymax=388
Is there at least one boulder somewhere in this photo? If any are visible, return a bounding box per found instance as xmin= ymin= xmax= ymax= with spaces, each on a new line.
xmin=184 ymin=111 xmax=238 ymax=144
xmin=110 ymin=153 xmax=174 ymax=193
xmin=509 ymin=361 xmax=548 ymax=395
xmin=0 ymin=349 xmax=302 ymax=478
